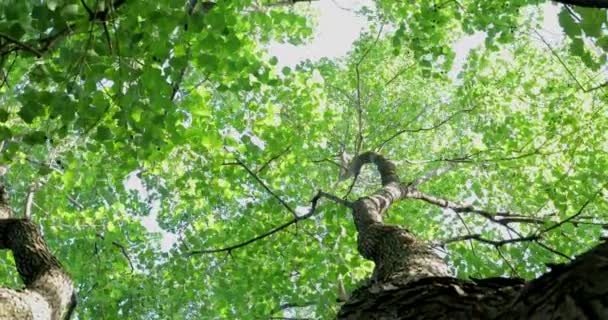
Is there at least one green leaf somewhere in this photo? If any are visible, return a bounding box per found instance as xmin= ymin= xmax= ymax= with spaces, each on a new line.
xmin=23 ymin=131 xmax=46 ymax=145
xmin=0 ymin=110 xmax=9 ymax=122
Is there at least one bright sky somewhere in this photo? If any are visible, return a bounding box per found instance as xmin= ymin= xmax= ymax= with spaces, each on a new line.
xmin=138 ymin=1 xmax=566 ymax=251
xmin=268 ymin=0 xmax=372 ymax=67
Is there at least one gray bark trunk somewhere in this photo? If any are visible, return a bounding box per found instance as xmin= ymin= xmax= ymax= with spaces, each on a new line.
xmin=0 ymin=186 xmax=76 ymax=320
xmin=338 ymin=152 xmax=608 ymax=319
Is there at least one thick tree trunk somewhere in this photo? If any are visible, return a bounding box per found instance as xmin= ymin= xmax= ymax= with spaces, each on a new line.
xmin=338 ymin=153 xmax=608 ymax=319
xmin=0 ymin=186 xmax=76 ymax=320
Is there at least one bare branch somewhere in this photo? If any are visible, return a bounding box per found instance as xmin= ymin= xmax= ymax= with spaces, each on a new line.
xmin=584 ymin=80 xmax=608 ymax=93
xmin=383 ymin=62 xmax=416 ymax=87
xmin=376 ymin=106 xmax=475 ymax=151
xmin=441 ymin=234 xmax=538 ymax=246
xmin=552 ymin=0 xmax=608 ymax=8
xmin=533 ymin=29 xmax=585 ymax=92
xmin=96 ymin=232 xmax=135 ymax=273
xmin=354 ymin=24 xmax=384 ymax=154
xmin=0 ymin=32 xmax=43 ymax=57
xmin=534 ymin=240 xmax=572 ymax=261
xmin=541 ymin=183 xmax=606 ymax=234
xmin=405 ymin=188 xmax=550 ymax=227
xmin=188 ymin=191 xmax=348 ymax=255
xmin=257 ymin=146 xmax=292 ymax=174
xmin=227 ymin=159 xmax=297 ymax=217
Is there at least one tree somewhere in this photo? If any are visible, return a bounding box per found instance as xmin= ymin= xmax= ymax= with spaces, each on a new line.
xmin=0 ymin=185 xmax=76 ymax=320
xmin=1 ymin=0 xmax=607 ymax=319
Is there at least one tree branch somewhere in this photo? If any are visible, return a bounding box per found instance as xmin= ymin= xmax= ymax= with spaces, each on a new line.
xmin=256 ymin=146 xmax=292 ymax=174
xmin=96 ymin=232 xmax=135 ymax=273
xmin=226 ymin=159 xmax=297 ymax=217
xmin=552 ymin=0 xmax=608 ymax=8
xmin=540 ymin=183 xmax=606 ymax=234
xmin=353 ymin=24 xmax=384 ymax=154
xmin=406 ymin=188 xmax=546 ymax=226
xmin=0 ymin=32 xmax=43 ymax=57
xmin=188 ymin=191 xmax=348 ymax=255
xmin=440 ymin=234 xmax=538 ymax=246
xmin=376 ymin=106 xmax=475 ymax=151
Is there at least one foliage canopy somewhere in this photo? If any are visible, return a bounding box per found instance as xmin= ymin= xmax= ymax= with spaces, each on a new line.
xmin=0 ymin=0 xmax=607 ymax=318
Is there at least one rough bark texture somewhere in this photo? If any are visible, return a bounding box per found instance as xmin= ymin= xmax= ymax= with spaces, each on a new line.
xmin=338 ymin=152 xmax=608 ymax=319
xmin=0 ymin=186 xmax=76 ymax=320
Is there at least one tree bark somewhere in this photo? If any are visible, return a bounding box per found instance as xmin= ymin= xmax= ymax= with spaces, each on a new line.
xmin=338 ymin=152 xmax=608 ymax=319
xmin=0 ymin=186 xmax=76 ymax=320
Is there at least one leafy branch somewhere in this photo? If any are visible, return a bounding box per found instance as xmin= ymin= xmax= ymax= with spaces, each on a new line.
xmin=187 ymin=191 xmax=351 ymax=255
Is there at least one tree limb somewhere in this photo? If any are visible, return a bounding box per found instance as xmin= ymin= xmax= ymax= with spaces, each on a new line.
xmin=552 ymin=0 xmax=608 ymax=8
xmin=188 ymin=191 xmax=349 ymax=255
xmin=376 ymin=106 xmax=476 ymax=151
xmin=225 ymin=159 xmax=297 ymax=217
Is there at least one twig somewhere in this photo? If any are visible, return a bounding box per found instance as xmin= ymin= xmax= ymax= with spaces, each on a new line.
xmin=534 ymin=240 xmax=572 ymax=261
xmin=441 ymin=234 xmax=538 ymax=246
xmin=319 ymin=191 xmax=353 ymax=208
xmin=79 ymin=0 xmax=94 ymax=18
xmin=584 ymin=80 xmax=608 ymax=93
xmin=96 ymin=232 xmax=135 ymax=272
xmin=383 ymin=63 xmax=416 ymax=87
xmin=376 ymin=106 xmax=475 ymax=151
xmin=257 ymin=146 xmax=292 ymax=174
xmin=0 ymin=32 xmax=43 ymax=57
xmin=0 ymin=53 xmax=17 ymax=89
xmin=533 ymin=29 xmax=585 ymax=92
xmin=496 ymin=247 xmax=519 ymax=277
xmin=541 ymin=183 xmax=605 ymax=234
xmin=188 ymin=191 xmax=349 ymax=255
xmin=226 ymin=159 xmax=296 ymax=217
xmin=353 ymin=24 xmax=384 ymax=155
xmin=552 ymin=0 xmax=608 ymax=8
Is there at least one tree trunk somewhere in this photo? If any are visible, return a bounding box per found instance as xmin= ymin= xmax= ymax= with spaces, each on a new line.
xmin=0 ymin=186 xmax=76 ymax=320
xmin=338 ymin=152 xmax=608 ymax=319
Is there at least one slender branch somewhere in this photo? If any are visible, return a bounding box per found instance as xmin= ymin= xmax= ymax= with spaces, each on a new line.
xmin=533 ymin=29 xmax=585 ymax=91
xmin=0 ymin=52 xmax=17 ymax=89
xmin=256 ymin=146 xmax=292 ymax=174
xmin=226 ymin=159 xmax=296 ymax=217
xmin=0 ymin=32 xmax=43 ymax=57
xmin=319 ymin=191 xmax=353 ymax=208
xmin=79 ymin=0 xmax=94 ymax=18
xmin=383 ymin=62 xmax=415 ymax=87
xmin=405 ymin=188 xmax=554 ymax=228
xmin=188 ymin=191 xmax=348 ymax=255
xmin=496 ymin=247 xmax=519 ymax=277
xmin=441 ymin=234 xmax=538 ymax=246
xmin=534 ymin=240 xmax=572 ymax=261
xmin=96 ymin=232 xmax=135 ymax=272
xmin=376 ymin=106 xmax=475 ymax=151
xmin=271 ymin=301 xmax=315 ymax=315
xmin=552 ymin=0 xmax=608 ymax=8
xmin=541 ymin=183 xmax=605 ymax=234
xmin=353 ymin=24 xmax=384 ymax=154
xmin=101 ymin=21 xmax=113 ymax=54
xmin=67 ymin=194 xmax=85 ymax=211
xmin=584 ymin=80 xmax=608 ymax=93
